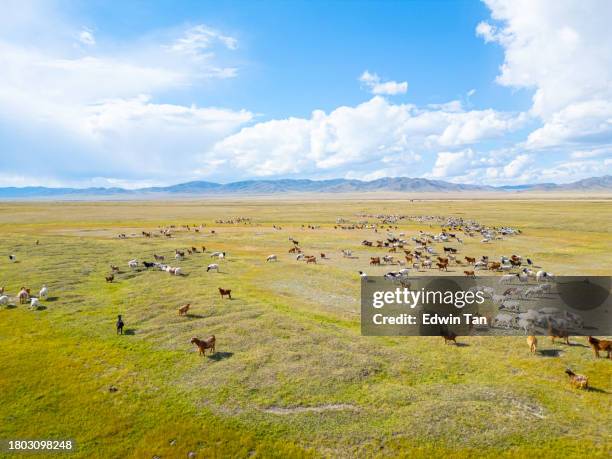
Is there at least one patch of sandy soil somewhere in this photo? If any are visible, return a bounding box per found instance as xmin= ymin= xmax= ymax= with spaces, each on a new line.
xmin=263 ymin=404 xmax=359 ymax=415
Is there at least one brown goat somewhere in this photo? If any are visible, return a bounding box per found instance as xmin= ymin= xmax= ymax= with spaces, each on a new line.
xmin=218 ymin=288 xmax=232 ymax=299
xmin=527 ymin=335 xmax=537 ymax=354
xmin=178 ymin=303 xmax=191 ymax=316
xmin=191 ymin=336 xmax=216 ymax=356
xmin=588 ymin=336 xmax=612 ymax=359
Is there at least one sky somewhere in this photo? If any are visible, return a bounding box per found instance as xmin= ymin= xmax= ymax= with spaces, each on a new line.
xmin=0 ymin=0 xmax=611 ymax=188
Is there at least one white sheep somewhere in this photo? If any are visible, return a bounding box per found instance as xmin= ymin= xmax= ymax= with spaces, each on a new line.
xmin=516 ymin=317 xmax=534 ymax=334
xmin=173 ymin=267 xmax=182 ymax=276
xmin=128 ymin=259 xmax=138 ymax=269
xmin=501 ymin=300 xmax=520 ymax=312
xmin=266 ymin=255 xmax=278 ymax=262
xmin=494 ymin=313 xmax=514 ymax=328
xmin=39 ymin=284 xmax=48 ymax=299
xmin=0 ymin=295 xmax=9 ymax=306
xmin=207 ymin=263 xmax=219 ymax=272
xmin=30 ymin=297 xmax=40 ymax=309
xmin=536 ymin=271 xmax=554 ymax=282
xmin=500 ymin=274 xmax=516 ymax=284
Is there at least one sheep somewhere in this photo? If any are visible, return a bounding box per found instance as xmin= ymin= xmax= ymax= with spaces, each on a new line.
xmin=30 ymin=297 xmax=40 ymax=309
xmin=500 ymin=274 xmax=517 ymax=284
xmin=210 ymin=251 xmax=226 ymax=258
xmin=494 ymin=313 xmax=514 ymax=328
xmin=39 ymin=284 xmax=48 ymax=299
xmin=536 ymin=271 xmax=554 ymax=282
xmin=562 ymin=311 xmax=584 ymax=329
xmin=0 ymin=295 xmax=9 ymax=306
xmin=173 ymin=267 xmax=182 ymax=276
xmin=207 ymin=264 xmax=219 ymax=272
xmin=517 ymin=318 xmax=534 ymax=334
xmin=128 ymin=259 xmax=138 ymax=269
xmin=501 ymin=300 xmax=520 ymax=313
xmin=266 ymin=255 xmax=278 ymax=262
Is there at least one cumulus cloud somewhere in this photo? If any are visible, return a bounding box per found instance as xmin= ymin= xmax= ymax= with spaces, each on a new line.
xmin=210 ymin=97 xmax=523 ymax=179
xmin=0 ymin=5 xmax=250 ymax=186
xmin=478 ymin=0 xmax=612 ymax=150
xmin=359 ymin=71 xmax=408 ymax=95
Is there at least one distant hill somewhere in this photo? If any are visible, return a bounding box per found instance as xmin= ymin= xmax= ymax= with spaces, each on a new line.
xmin=0 ymin=175 xmax=610 ymax=198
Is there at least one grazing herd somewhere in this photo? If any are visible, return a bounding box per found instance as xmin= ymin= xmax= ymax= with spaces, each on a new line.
xmin=0 ymin=284 xmax=49 ymax=310
xmin=3 ymin=212 xmax=609 ymax=388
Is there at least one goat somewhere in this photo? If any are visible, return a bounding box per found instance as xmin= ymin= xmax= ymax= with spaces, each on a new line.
xmin=266 ymin=255 xmax=278 ymax=262
xmin=18 ymin=287 xmax=29 ymax=304
xmin=116 ymin=315 xmax=124 ymax=335
xmin=191 ymin=336 xmax=216 ymax=356
xmin=207 ymin=264 xmax=219 ymax=272
xmin=0 ymin=295 xmax=9 ymax=306
xmin=39 ymin=284 xmax=48 ymax=299
xmin=440 ymin=326 xmax=457 ymax=345
xmin=178 ymin=303 xmax=191 ymax=316
xmin=436 ymin=262 xmax=448 ymax=271
xmin=565 ymin=369 xmax=588 ymax=389
xmin=527 ymin=336 xmax=537 ymax=354
xmin=30 ymin=297 xmax=40 ymax=309
xmin=547 ymin=319 xmax=570 ymax=345
xmin=588 ymin=336 xmax=612 ymax=359
xmin=218 ymin=288 xmax=232 ymax=299
xmin=105 ymin=274 xmax=114 ymax=283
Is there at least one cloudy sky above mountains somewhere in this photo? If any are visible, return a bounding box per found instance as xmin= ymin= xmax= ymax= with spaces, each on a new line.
xmin=0 ymin=0 xmax=611 ymax=188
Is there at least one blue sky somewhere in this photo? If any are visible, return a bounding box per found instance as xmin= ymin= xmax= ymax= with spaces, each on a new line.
xmin=0 ymin=0 xmax=611 ymax=187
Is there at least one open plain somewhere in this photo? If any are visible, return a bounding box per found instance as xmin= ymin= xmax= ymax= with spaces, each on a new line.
xmin=0 ymin=198 xmax=611 ymax=458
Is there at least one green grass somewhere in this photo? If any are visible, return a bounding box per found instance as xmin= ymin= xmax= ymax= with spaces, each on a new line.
xmin=0 ymin=199 xmax=611 ymax=458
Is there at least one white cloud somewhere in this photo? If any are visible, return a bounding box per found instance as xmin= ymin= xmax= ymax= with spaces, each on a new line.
xmin=0 ymin=10 xmax=250 ymax=185
xmin=166 ymin=24 xmax=238 ymax=59
xmin=210 ymin=96 xmax=523 ymax=179
xmin=430 ymin=149 xmax=476 ymax=178
xmin=570 ymin=146 xmax=612 ymax=159
xmin=359 ymin=71 xmax=408 ymax=95
xmin=478 ymin=0 xmax=612 ymax=150
xmin=78 ymin=27 xmax=95 ymax=46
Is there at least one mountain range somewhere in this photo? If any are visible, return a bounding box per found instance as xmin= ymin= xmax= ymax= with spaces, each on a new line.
xmin=0 ymin=175 xmax=610 ymax=198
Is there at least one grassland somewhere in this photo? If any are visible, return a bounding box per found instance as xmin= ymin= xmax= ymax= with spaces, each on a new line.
xmin=0 ymin=198 xmax=611 ymax=458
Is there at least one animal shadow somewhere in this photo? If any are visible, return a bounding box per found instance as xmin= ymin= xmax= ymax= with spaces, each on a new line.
xmin=123 ymin=329 xmax=136 ymax=335
xmin=5 ymin=304 xmax=17 ymax=309
xmin=46 ymin=296 xmax=59 ymax=302
xmin=539 ymin=349 xmax=563 ymax=357
xmin=586 ymin=386 xmax=608 ymax=394
xmin=208 ymin=351 xmax=234 ymax=362
xmin=34 ymin=306 xmax=47 ymax=311
xmin=454 ymin=342 xmax=470 ymax=347
xmin=186 ymin=314 xmax=206 ymax=319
